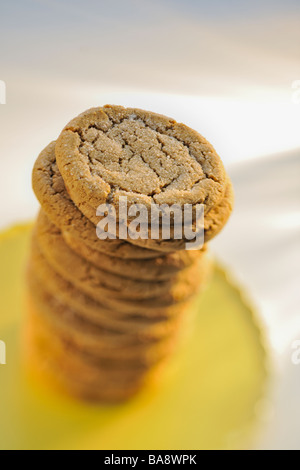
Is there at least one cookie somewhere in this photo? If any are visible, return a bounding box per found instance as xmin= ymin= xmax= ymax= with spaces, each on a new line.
xmin=27 ymin=271 xmax=165 ymax=348
xmin=35 ymin=210 xmax=210 ymax=304
xmin=32 ymin=141 xmax=161 ymax=259
xmin=28 ymin=241 xmax=194 ymax=332
xmin=55 ymin=105 xmax=226 ymax=215
xmin=27 ymin=286 xmax=180 ymax=362
xmin=204 ymin=179 xmax=234 ymax=241
xmin=55 ymin=106 xmax=231 ymax=252
xmin=26 ymin=271 xmax=186 ymax=374
xmin=32 ymin=234 xmax=210 ymax=315
xmin=28 ymin=297 xmax=179 ymax=381
xmin=63 ymin=230 xmax=206 ymax=281
xmin=24 ymin=309 xmax=165 ymax=402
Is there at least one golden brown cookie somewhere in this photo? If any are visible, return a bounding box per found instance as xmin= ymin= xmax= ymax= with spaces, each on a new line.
xmin=204 ymin=179 xmax=234 ymax=241
xmin=27 ymin=286 xmax=180 ymax=362
xmin=25 ymin=298 xmax=180 ymax=377
xmin=63 ymin=230 xmax=206 ymax=281
xmin=24 ymin=308 xmax=165 ymax=402
xmin=35 ymin=210 xmax=210 ymax=304
xmin=26 ymin=270 xmax=187 ymax=374
xmin=55 ymin=106 xmax=230 ymax=252
xmin=32 ymin=141 xmax=161 ymax=259
xmin=55 ymin=105 xmax=227 ymax=216
xmin=28 ymin=240 xmax=195 ymax=335
xmin=27 ymin=271 xmax=165 ymax=348
xmin=32 ymin=232 xmax=212 ymax=316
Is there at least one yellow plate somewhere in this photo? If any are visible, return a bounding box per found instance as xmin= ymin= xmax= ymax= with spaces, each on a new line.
xmin=0 ymin=224 xmax=268 ymax=450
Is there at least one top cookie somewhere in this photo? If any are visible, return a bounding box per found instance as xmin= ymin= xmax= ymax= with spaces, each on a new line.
xmin=55 ymin=105 xmax=227 ymax=217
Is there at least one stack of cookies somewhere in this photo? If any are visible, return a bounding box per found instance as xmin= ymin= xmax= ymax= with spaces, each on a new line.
xmin=25 ymin=105 xmax=233 ymax=402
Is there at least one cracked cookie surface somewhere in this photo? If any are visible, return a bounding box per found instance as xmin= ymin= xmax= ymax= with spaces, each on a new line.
xmin=55 ymin=105 xmax=227 ymax=215
xmin=32 ymin=141 xmax=161 ymax=259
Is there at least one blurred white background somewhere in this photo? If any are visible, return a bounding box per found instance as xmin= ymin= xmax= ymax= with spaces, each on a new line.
xmin=0 ymin=0 xmax=299 ymax=449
